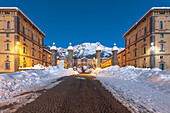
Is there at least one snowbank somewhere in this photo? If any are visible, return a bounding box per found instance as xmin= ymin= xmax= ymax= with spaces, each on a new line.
xmin=92 ymin=66 xmax=170 ymax=113
xmin=0 ymin=67 xmax=77 ymax=101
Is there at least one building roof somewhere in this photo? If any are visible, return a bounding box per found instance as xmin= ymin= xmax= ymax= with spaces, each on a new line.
xmin=123 ymin=7 xmax=170 ymax=38
xmin=0 ymin=7 xmax=45 ymax=37
xmin=43 ymin=48 xmax=52 ymax=54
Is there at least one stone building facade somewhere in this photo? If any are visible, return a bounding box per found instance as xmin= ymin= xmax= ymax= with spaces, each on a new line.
xmin=118 ymin=7 xmax=170 ymax=70
xmin=0 ymin=7 xmax=46 ymax=72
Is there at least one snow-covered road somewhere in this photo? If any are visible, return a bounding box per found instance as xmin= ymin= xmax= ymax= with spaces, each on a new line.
xmin=92 ymin=66 xmax=170 ymax=113
xmin=0 ymin=66 xmax=77 ymax=112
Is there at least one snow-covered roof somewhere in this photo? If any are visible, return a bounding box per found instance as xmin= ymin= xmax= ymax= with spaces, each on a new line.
xmin=0 ymin=7 xmax=45 ymax=37
xmin=123 ymin=7 xmax=170 ymax=37
xmin=112 ymin=43 xmax=118 ymax=51
xmin=50 ymin=43 xmax=57 ymax=51
xmin=67 ymin=43 xmax=73 ymax=50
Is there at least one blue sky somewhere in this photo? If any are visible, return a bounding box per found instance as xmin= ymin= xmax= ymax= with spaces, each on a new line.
xmin=0 ymin=0 xmax=170 ymax=48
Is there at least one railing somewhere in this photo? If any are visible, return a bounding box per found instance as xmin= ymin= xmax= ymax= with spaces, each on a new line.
xmin=101 ymin=56 xmax=113 ymax=68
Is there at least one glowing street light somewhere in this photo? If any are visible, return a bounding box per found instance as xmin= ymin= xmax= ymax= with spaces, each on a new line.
xmin=16 ymin=42 xmax=20 ymax=45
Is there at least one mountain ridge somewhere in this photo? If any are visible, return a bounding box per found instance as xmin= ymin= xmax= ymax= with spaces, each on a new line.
xmin=44 ymin=42 xmax=124 ymax=59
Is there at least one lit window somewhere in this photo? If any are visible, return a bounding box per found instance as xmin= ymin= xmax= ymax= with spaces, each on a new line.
xmin=7 ymin=43 xmax=10 ymax=50
xmin=160 ymin=44 xmax=164 ymax=51
xmin=160 ymin=34 xmax=164 ymax=38
xmin=143 ymin=47 xmax=146 ymax=54
xmin=160 ymin=21 xmax=163 ymax=29
xmin=160 ymin=64 xmax=164 ymax=70
xmin=6 ymin=34 xmax=9 ymax=37
xmin=7 ymin=21 xmax=10 ymax=29
xmin=5 ymin=63 xmax=10 ymax=69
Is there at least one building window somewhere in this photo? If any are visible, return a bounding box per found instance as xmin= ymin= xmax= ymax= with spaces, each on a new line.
xmin=160 ymin=21 xmax=163 ymax=29
xmin=143 ymin=47 xmax=146 ymax=54
xmin=7 ymin=21 xmax=10 ymax=29
xmin=160 ymin=34 xmax=164 ymax=38
xmin=7 ymin=56 xmax=9 ymax=58
xmin=136 ymin=34 xmax=137 ymax=41
xmin=160 ymin=44 xmax=164 ymax=51
xmin=23 ymin=64 xmax=26 ymax=67
xmin=6 ymin=34 xmax=9 ymax=37
xmin=32 ymin=51 xmax=34 ymax=56
xmin=38 ymin=38 xmax=40 ymax=44
xmin=39 ymin=52 xmax=41 ymax=58
xmin=32 ymin=34 xmax=34 ymax=40
xmin=144 ymin=27 xmax=147 ymax=34
xmin=23 ymin=26 xmax=25 ymax=34
xmin=129 ymin=39 xmax=130 ymax=45
xmin=144 ymin=58 xmax=146 ymax=61
xmin=23 ymin=47 xmax=26 ymax=53
xmin=32 ymin=43 xmax=34 ymax=46
xmin=160 ymin=63 xmax=164 ymax=70
xmin=23 ymin=38 xmax=26 ymax=41
xmin=143 ymin=38 xmax=146 ymax=42
xmin=32 ymin=60 xmax=34 ymax=67
xmin=6 ymin=63 xmax=10 ymax=69
xmin=7 ymin=43 xmax=10 ymax=50
xmin=160 ymin=56 xmax=163 ymax=59
xmin=135 ymin=51 xmax=137 ymax=57
xmin=135 ymin=43 xmax=137 ymax=46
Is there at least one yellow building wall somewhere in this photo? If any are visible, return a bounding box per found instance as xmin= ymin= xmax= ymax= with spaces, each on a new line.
xmin=0 ymin=8 xmax=45 ymax=72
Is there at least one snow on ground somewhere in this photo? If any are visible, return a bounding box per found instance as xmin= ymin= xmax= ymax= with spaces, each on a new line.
xmin=92 ymin=66 xmax=170 ymax=113
xmin=0 ymin=66 xmax=77 ymax=112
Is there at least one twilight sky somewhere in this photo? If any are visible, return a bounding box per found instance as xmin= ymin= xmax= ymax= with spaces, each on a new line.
xmin=0 ymin=0 xmax=170 ymax=48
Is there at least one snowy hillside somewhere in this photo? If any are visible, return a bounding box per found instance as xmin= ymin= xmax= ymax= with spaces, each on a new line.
xmin=44 ymin=42 xmax=124 ymax=59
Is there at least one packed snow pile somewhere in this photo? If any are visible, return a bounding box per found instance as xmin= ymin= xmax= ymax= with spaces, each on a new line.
xmin=0 ymin=67 xmax=77 ymax=101
xmin=92 ymin=66 xmax=170 ymax=113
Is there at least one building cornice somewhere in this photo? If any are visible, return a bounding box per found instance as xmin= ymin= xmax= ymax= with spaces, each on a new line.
xmin=0 ymin=7 xmax=45 ymax=37
xmin=123 ymin=7 xmax=170 ymax=38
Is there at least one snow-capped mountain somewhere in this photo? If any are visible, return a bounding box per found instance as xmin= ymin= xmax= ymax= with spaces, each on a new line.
xmin=44 ymin=42 xmax=124 ymax=59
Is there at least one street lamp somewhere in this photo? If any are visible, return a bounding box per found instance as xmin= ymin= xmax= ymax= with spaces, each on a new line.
xmin=16 ymin=41 xmax=20 ymax=45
